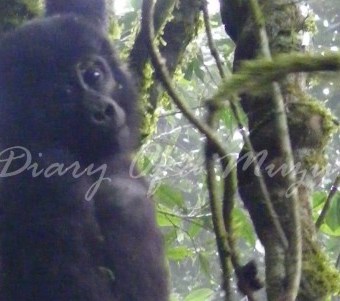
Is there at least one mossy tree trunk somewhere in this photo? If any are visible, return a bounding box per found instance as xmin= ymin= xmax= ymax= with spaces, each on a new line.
xmin=220 ymin=0 xmax=338 ymax=300
xmin=129 ymin=0 xmax=202 ymax=138
xmin=0 ymin=0 xmax=40 ymax=34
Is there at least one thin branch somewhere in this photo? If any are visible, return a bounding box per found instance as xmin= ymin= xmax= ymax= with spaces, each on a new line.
xmin=229 ymin=97 xmax=289 ymax=249
xmin=157 ymin=209 xmax=213 ymax=232
xmin=203 ymin=0 xmax=288 ymax=251
xmin=158 ymin=105 xmax=206 ymax=118
xmin=216 ymin=53 xmax=340 ymax=99
xmin=203 ymin=4 xmax=237 ymax=299
xmin=205 ymin=105 xmax=233 ymax=300
xmin=203 ymin=4 xmax=258 ymax=298
xmin=141 ymin=0 xmax=228 ymax=159
xmin=315 ymin=174 xmax=340 ymax=230
xmin=201 ymin=5 xmax=264 ymax=299
xmin=201 ymin=1 xmax=227 ymax=79
xmin=248 ymin=0 xmax=302 ymax=300
xmin=129 ymin=0 xmax=177 ymax=77
xmin=142 ymin=1 xmax=237 ymax=299
xmin=206 ymin=151 xmax=233 ymax=301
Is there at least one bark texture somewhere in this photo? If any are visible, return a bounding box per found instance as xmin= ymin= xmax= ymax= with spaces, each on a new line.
xmin=221 ymin=0 xmax=339 ymax=300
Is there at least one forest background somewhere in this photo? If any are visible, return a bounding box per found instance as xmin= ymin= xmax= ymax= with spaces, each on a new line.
xmin=1 ymin=0 xmax=339 ymax=300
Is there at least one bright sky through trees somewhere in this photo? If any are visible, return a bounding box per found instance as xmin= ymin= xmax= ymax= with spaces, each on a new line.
xmin=114 ymin=0 xmax=220 ymax=15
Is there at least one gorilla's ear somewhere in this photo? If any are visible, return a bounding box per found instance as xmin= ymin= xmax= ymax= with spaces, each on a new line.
xmin=45 ymin=0 xmax=107 ymax=29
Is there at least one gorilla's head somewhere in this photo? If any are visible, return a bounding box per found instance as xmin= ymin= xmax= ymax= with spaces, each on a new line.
xmin=0 ymin=3 xmax=138 ymax=163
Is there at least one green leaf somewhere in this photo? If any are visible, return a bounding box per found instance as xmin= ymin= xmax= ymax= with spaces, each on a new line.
xmin=194 ymin=64 xmax=205 ymax=82
xmin=219 ymin=106 xmax=246 ymax=130
xmin=156 ymin=210 xmax=181 ymax=228
xmin=155 ymin=184 xmax=185 ymax=209
xmin=170 ymin=294 xmax=180 ymax=301
xmin=183 ymin=288 xmax=214 ymax=301
xmin=323 ymin=192 xmax=340 ymax=234
xmin=233 ymin=208 xmax=256 ymax=245
xmin=198 ymin=253 xmax=211 ymax=277
xmin=187 ymin=223 xmax=203 ymax=238
xmin=320 ymin=223 xmax=340 ymax=236
xmin=120 ymin=12 xmax=139 ymax=28
xmin=130 ymin=0 xmax=142 ymax=10
xmin=312 ymin=191 xmax=327 ymax=209
xmin=184 ymin=62 xmax=195 ymax=80
xmin=166 ymin=246 xmax=194 ymax=262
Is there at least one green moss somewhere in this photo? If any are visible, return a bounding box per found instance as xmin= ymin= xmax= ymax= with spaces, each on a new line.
xmin=0 ymin=0 xmax=41 ymax=33
xmin=139 ymin=63 xmax=158 ymax=139
xmin=215 ymin=52 xmax=340 ymax=100
xmin=303 ymin=13 xmax=317 ymax=34
xmin=284 ymin=88 xmax=338 ymax=172
xmin=300 ymin=247 xmax=340 ymax=299
xmin=287 ymin=90 xmax=338 ymax=146
xmin=22 ymin=0 xmax=41 ymax=15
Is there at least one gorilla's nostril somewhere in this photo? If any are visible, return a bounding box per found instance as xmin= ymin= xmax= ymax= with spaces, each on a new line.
xmin=90 ymin=102 xmax=126 ymax=127
xmin=93 ymin=104 xmax=115 ymax=122
xmin=104 ymin=104 xmax=114 ymax=117
xmin=93 ymin=111 xmax=106 ymax=122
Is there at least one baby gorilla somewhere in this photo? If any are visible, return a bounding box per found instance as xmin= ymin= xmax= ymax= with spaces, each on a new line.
xmin=0 ymin=1 xmax=168 ymax=301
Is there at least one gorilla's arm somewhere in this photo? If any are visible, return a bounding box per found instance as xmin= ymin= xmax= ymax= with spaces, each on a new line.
xmin=95 ymin=168 xmax=168 ymax=301
xmin=0 ymin=157 xmax=114 ymax=301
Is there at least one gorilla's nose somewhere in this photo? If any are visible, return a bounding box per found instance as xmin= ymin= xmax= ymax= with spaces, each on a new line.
xmin=92 ymin=99 xmax=126 ymax=128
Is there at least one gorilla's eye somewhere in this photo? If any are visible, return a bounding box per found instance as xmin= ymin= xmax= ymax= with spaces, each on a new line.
xmin=82 ymin=65 xmax=104 ymax=87
xmin=77 ymin=58 xmax=108 ymax=90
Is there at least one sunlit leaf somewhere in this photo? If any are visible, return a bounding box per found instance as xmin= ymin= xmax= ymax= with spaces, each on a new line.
xmin=320 ymin=223 xmax=340 ymax=237
xmin=167 ymin=246 xmax=194 ymax=261
xmin=198 ymin=253 xmax=211 ymax=276
xmin=233 ymin=208 xmax=256 ymax=246
xmin=183 ymin=288 xmax=214 ymax=301
xmin=157 ymin=210 xmax=181 ymax=227
xmin=312 ymin=191 xmax=327 ymax=208
xmin=187 ymin=222 xmax=203 ymax=238
xmin=155 ymin=184 xmax=185 ymax=209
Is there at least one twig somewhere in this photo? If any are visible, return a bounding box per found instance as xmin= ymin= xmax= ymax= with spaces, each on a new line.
xmin=204 ymin=0 xmax=288 ymax=251
xmin=142 ymin=1 xmax=238 ymax=299
xmin=203 ymin=0 xmax=289 ymax=252
xmin=205 ymin=104 xmax=233 ymax=300
xmin=202 ymin=4 xmax=262 ymax=300
xmin=248 ymin=0 xmax=302 ymax=299
xmin=203 ymin=4 xmax=237 ymax=298
xmin=141 ymin=0 xmax=228 ymax=159
xmin=157 ymin=209 xmax=213 ymax=232
xmin=315 ymin=174 xmax=340 ymax=230
xmin=201 ymin=0 xmax=227 ymax=79
xmin=129 ymin=0 xmax=177 ymax=77
xmin=205 ymin=145 xmax=233 ymax=301
xmin=229 ymin=97 xmax=289 ymax=249
xmin=215 ymin=53 xmax=340 ymax=99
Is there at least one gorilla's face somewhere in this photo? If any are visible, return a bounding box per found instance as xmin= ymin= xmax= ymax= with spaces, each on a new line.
xmin=0 ymin=16 xmax=137 ymax=162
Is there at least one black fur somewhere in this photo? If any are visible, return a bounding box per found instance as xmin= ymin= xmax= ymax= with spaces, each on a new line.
xmin=45 ymin=0 xmax=107 ymax=28
xmin=0 ymin=1 xmax=168 ymax=300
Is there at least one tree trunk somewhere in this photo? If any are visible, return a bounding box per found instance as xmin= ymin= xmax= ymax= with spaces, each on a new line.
xmin=0 ymin=0 xmax=40 ymax=34
xmin=221 ymin=0 xmax=339 ymax=300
